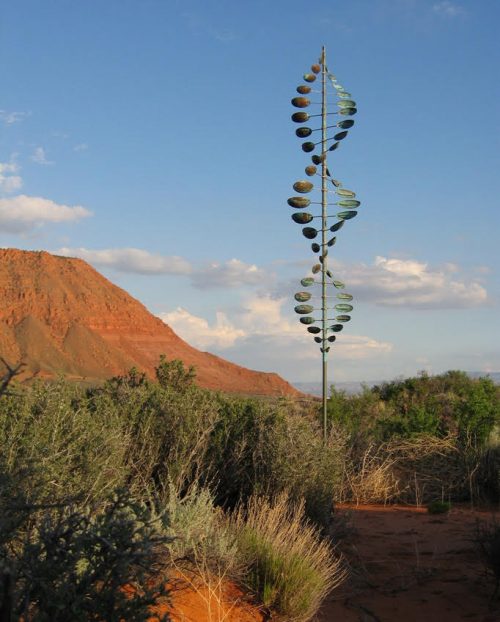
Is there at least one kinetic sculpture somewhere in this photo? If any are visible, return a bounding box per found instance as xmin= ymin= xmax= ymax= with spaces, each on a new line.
xmin=289 ymin=47 xmax=360 ymax=439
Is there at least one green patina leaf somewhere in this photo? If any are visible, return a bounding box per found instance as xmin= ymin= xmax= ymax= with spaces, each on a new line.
xmin=330 ymin=324 xmax=344 ymax=332
xmin=336 ymin=314 xmax=351 ymax=322
xmin=337 ymin=293 xmax=353 ymax=301
xmin=338 ymin=199 xmax=361 ymax=207
xmin=338 ymin=99 xmax=356 ymax=108
xmin=330 ymin=220 xmax=345 ymax=232
xmin=295 ymin=291 xmax=312 ymax=302
xmin=293 ymin=180 xmax=314 ymax=193
xmin=334 ymin=130 xmax=348 ymax=141
xmin=336 ymin=188 xmax=356 ymax=198
xmin=302 ymin=227 xmax=318 ymax=239
xmin=291 ymin=97 xmax=310 ymax=108
xmin=339 ymin=107 xmax=357 ymax=116
xmin=307 ymin=326 xmax=321 ymax=334
xmin=288 ymin=196 xmax=311 ymax=208
xmin=338 ymin=120 xmax=354 ymax=129
xmin=296 ymin=127 xmax=312 ymax=138
xmin=291 ymin=212 xmax=313 ymax=224
xmin=291 ymin=112 xmax=309 ymax=123
xmin=295 ymin=304 xmax=314 ymax=314
xmin=335 ymin=303 xmax=354 ymax=312
xmin=301 ymin=277 xmax=315 ymax=287
xmin=337 ymin=210 xmax=358 ymax=220
xmin=302 ymin=141 xmax=316 ymax=153
xmin=300 ymin=316 xmax=316 ymax=325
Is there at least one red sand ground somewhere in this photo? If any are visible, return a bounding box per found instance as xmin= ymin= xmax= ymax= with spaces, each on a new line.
xmin=150 ymin=573 xmax=265 ymax=622
xmin=159 ymin=505 xmax=499 ymax=622
xmin=319 ymin=504 xmax=500 ymax=622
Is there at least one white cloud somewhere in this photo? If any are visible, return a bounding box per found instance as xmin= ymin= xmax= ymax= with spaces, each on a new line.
xmin=0 ymin=160 xmax=22 ymax=193
xmin=57 ymin=247 xmax=192 ymax=275
xmin=160 ymin=308 xmax=245 ymax=349
xmin=0 ymin=195 xmax=91 ymax=234
xmin=191 ymin=258 xmax=268 ymax=289
xmin=160 ymin=296 xmax=392 ymax=366
xmin=73 ymin=143 xmax=88 ymax=152
xmin=0 ymin=110 xmax=29 ymax=125
xmin=432 ymin=1 xmax=465 ymax=17
xmin=31 ymin=147 xmax=53 ymax=165
xmin=331 ymin=256 xmax=487 ymax=309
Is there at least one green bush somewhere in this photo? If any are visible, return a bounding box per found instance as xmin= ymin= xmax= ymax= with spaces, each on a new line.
xmin=231 ymin=493 xmax=346 ymax=621
xmin=0 ymin=487 xmax=170 ymax=621
xmin=426 ymin=500 xmax=451 ymax=514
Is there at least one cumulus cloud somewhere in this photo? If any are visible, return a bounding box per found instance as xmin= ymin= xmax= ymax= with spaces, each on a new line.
xmin=0 ymin=110 xmax=29 ymax=125
xmin=57 ymin=247 xmax=192 ymax=275
xmin=0 ymin=161 xmax=22 ymax=193
xmin=160 ymin=296 xmax=392 ymax=364
xmin=432 ymin=1 xmax=465 ymax=17
xmin=0 ymin=195 xmax=91 ymax=234
xmin=191 ymin=258 xmax=268 ymax=289
xmin=159 ymin=308 xmax=245 ymax=349
xmin=31 ymin=147 xmax=53 ymax=165
xmin=332 ymin=256 xmax=487 ymax=309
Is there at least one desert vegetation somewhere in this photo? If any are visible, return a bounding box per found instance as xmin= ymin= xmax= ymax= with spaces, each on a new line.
xmin=0 ymin=360 xmax=498 ymax=619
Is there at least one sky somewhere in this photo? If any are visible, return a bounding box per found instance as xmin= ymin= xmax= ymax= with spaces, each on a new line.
xmin=1 ymin=0 xmax=499 ymax=385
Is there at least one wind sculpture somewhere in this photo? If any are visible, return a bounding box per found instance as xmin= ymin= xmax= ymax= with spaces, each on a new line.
xmin=288 ymin=46 xmax=360 ymax=440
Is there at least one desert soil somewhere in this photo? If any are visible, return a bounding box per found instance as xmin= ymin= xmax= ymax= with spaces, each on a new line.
xmin=150 ymin=572 xmax=265 ymax=622
xmin=319 ymin=503 xmax=500 ymax=622
xmin=155 ymin=504 xmax=499 ymax=622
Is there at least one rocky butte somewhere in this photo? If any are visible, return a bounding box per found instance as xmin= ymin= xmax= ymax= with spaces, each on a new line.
xmin=0 ymin=249 xmax=300 ymax=396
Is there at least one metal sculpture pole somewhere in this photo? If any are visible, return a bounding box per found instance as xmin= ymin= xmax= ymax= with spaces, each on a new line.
xmin=321 ymin=47 xmax=328 ymax=442
xmin=289 ymin=46 xmax=360 ymax=441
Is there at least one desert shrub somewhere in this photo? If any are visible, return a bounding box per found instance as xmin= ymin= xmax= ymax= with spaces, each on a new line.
xmin=0 ymin=487 xmax=170 ymax=621
xmin=426 ymin=500 xmax=451 ymax=514
xmin=160 ymin=483 xmax=240 ymax=576
xmin=336 ymin=440 xmax=401 ymax=505
xmin=231 ymin=493 xmax=346 ymax=621
xmin=155 ymin=356 xmax=196 ymax=392
xmin=334 ymin=433 xmax=469 ymax=505
xmin=207 ymin=396 xmax=342 ymax=527
xmin=328 ymin=372 xmax=499 ymax=505
xmin=371 ymin=371 xmax=499 ymax=445
xmin=85 ymin=372 xmax=222 ymax=495
xmin=0 ymin=379 xmax=129 ymax=504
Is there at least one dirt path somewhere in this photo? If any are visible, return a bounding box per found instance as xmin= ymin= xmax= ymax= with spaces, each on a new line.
xmin=318 ymin=504 xmax=500 ymax=622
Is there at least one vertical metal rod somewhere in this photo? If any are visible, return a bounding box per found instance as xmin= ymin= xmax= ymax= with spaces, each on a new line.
xmin=321 ymin=46 xmax=328 ymax=443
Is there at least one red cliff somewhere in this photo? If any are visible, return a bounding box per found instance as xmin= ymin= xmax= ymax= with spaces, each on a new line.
xmin=0 ymin=249 xmax=300 ymax=396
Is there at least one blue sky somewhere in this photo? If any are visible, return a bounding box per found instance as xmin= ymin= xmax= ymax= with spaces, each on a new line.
xmin=1 ymin=0 xmax=499 ymax=384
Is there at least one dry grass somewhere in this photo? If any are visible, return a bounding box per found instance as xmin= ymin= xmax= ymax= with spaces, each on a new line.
xmin=232 ymin=492 xmax=347 ymax=621
xmin=335 ymin=434 xmax=464 ymax=506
